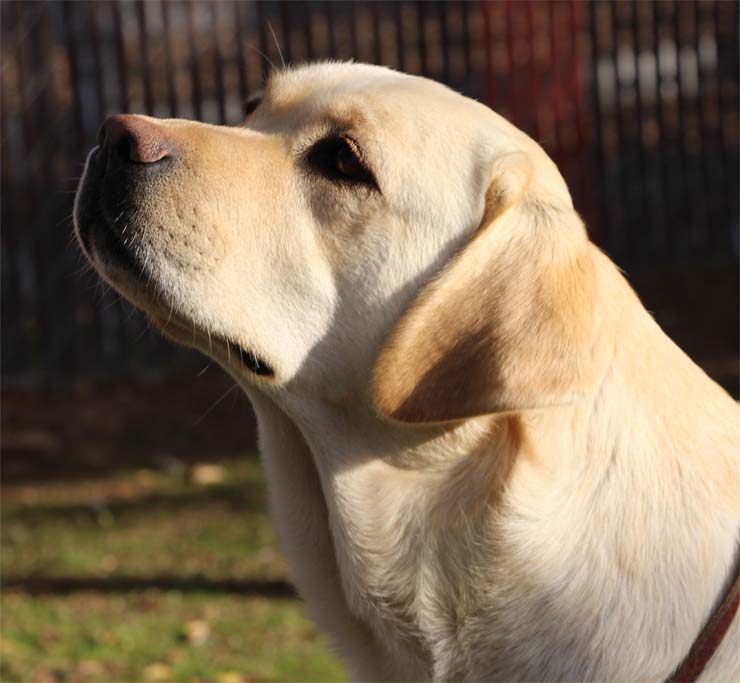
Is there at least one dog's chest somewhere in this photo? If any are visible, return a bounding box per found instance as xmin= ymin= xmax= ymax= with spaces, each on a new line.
xmin=324 ymin=459 xmax=499 ymax=675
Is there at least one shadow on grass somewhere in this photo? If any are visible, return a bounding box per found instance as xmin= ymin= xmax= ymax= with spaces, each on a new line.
xmin=1 ymin=575 xmax=296 ymax=597
xmin=3 ymin=481 xmax=268 ymax=521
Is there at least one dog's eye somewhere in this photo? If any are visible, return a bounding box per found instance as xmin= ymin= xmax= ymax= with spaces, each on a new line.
xmin=335 ymin=140 xmax=365 ymax=179
xmin=242 ymin=92 xmax=263 ymax=118
xmin=308 ymin=136 xmax=375 ymax=186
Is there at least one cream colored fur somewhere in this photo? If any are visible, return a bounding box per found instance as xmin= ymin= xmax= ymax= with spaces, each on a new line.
xmin=75 ymin=62 xmax=740 ymax=681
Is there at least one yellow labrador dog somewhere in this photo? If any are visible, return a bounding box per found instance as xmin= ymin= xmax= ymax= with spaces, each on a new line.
xmin=75 ymin=63 xmax=739 ymax=681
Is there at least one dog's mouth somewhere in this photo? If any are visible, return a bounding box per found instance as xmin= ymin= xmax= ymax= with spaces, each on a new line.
xmin=74 ymin=148 xmax=275 ymax=381
xmin=149 ymin=312 xmax=275 ymax=378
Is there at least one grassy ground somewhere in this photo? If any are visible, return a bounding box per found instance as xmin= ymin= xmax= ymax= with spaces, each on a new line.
xmin=1 ymin=456 xmax=347 ymax=683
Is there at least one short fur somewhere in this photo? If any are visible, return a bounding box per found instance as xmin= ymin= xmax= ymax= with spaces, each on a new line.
xmin=75 ymin=62 xmax=740 ymax=681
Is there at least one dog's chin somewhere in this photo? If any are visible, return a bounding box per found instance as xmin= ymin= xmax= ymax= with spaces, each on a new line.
xmin=79 ymin=232 xmax=276 ymax=382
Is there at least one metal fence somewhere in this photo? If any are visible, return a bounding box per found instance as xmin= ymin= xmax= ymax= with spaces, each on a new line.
xmin=2 ymin=0 xmax=738 ymax=386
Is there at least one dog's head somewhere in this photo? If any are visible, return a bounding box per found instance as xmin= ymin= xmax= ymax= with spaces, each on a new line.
xmin=75 ymin=62 xmax=599 ymax=423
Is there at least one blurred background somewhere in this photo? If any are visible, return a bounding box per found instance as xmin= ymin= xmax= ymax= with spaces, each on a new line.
xmin=1 ymin=1 xmax=738 ymax=681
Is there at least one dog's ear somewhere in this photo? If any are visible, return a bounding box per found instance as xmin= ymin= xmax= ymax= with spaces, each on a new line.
xmin=372 ymin=153 xmax=599 ymax=423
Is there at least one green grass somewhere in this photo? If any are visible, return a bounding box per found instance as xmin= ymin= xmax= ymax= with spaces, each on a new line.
xmin=1 ymin=459 xmax=347 ymax=683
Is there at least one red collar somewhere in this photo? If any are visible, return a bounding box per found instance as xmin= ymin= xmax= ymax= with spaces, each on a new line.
xmin=666 ymin=552 xmax=740 ymax=682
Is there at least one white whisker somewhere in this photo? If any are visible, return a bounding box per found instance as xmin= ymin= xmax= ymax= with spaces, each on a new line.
xmin=244 ymin=41 xmax=277 ymax=73
xmin=194 ymin=383 xmax=239 ymax=426
xmin=267 ymin=20 xmax=285 ymax=68
xmin=196 ymin=362 xmax=213 ymax=377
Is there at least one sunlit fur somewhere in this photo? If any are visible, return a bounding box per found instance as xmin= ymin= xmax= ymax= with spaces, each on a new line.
xmin=75 ymin=62 xmax=740 ymax=681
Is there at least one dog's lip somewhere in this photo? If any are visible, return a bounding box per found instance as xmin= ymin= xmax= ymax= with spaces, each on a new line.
xmin=97 ymin=215 xmax=141 ymax=274
xmin=228 ymin=344 xmax=274 ymax=377
xmin=148 ymin=312 xmax=275 ymax=379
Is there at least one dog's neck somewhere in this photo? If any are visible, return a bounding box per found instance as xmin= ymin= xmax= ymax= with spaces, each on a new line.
xmin=251 ymin=350 xmax=739 ymax=680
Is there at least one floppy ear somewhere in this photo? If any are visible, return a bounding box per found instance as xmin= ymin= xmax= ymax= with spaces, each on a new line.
xmin=372 ymin=153 xmax=599 ymax=424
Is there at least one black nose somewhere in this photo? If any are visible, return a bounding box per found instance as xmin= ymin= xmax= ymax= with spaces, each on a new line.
xmin=97 ymin=114 xmax=176 ymax=165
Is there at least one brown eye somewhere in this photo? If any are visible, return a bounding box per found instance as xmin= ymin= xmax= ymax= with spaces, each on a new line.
xmin=335 ymin=140 xmax=365 ymax=179
xmin=307 ymin=136 xmax=376 ymax=187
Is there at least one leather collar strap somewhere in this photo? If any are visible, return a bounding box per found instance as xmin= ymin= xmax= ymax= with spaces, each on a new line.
xmin=666 ymin=554 xmax=740 ymax=683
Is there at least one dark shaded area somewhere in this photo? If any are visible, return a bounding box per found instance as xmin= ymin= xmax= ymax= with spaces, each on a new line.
xmin=628 ymin=260 xmax=739 ymax=397
xmin=1 ymin=575 xmax=295 ymax=597
xmin=1 ymin=365 xmax=257 ymax=484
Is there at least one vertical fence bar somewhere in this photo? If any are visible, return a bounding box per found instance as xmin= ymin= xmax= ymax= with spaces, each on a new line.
xmin=588 ymin=0 xmax=611 ymax=250
xmin=548 ymin=2 xmax=563 ymax=164
xmin=112 ymin=1 xmax=130 ymax=112
xmin=61 ymin=1 xmax=84 ymax=145
xmin=394 ymin=1 xmax=405 ymax=72
xmin=8 ymin=2 xmax=39 ymax=379
xmin=505 ymin=2 xmax=519 ymax=123
xmin=689 ymin=0 xmax=711 ymax=248
xmin=0 ymin=2 xmax=21 ymax=377
xmin=697 ymin=0 xmax=723 ymax=250
xmin=136 ymin=0 xmax=154 ymax=114
xmin=232 ymin=1 xmax=249 ymax=103
xmin=210 ymin=1 xmax=227 ymax=124
xmin=673 ymin=0 xmax=691 ymax=254
xmin=416 ymin=2 xmax=428 ymax=76
xmin=481 ymin=0 xmax=494 ymax=106
xmin=371 ymin=2 xmax=382 ymax=66
xmin=713 ymin=0 xmax=730 ymax=234
xmin=88 ymin=3 xmax=106 ymax=123
xmin=651 ymin=0 xmax=671 ymax=256
xmin=438 ymin=1 xmax=451 ymax=85
xmin=278 ymin=0 xmax=294 ymax=66
xmin=303 ymin=2 xmax=315 ymax=61
xmin=162 ymin=0 xmax=179 ymax=117
xmin=568 ymin=2 xmax=597 ymax=241
xmin=715 ymin=0 xmax=739 ymax=246
xmin=326 ymin=1 xmax=338 ymax=59
xmin=461 ymin=0 xmax=472 ymax=78
xmin=630 ymin=0 xmax=649 ymax=264
xmin=348 ymin=2 xmax=359 ymax=61
xmin=186 ymin=0 xmax=203 ymax=120
xmin=24 ymin=3 xmax=51 ymax=378
xmin=611 ymin=0 xmax=629 ymax=261
xmin=525 ymin=1 xmax=540 ymax=141
xmin=255 ymin=0 xmax=271 ymax=79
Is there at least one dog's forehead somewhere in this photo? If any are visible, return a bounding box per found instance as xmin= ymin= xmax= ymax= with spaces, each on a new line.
xmin=270 ymin=62 xmax=409 ymax=95
xmin=263 ymin=62 xmax=470 ymax=128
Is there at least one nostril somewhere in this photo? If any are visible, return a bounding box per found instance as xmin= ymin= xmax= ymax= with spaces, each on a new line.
xmin=113 ymin=133 xmax=137 ymax=164
xmin=99 ymin=114 xmax=176 ymax=166
xmin=127 ymin=136 xmax=172 ymax=164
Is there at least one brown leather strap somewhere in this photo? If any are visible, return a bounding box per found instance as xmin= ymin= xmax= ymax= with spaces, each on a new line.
xmin=665 ymin=553 xmax=740 ymax=683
